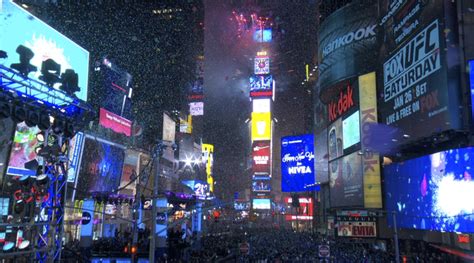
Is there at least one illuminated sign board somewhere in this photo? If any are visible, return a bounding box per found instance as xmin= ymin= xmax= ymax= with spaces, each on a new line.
xmin=254 ymin=56 xmax=270 ymax=75
xmin=251 ymin=112 xmax=271 ymax=141
xmin=99 ymin=108 xmax=132 ymax=137
xmin=385 ymin=147 xmax=474 ymax=233
xmin=7 ymin=122 xmax=41 ymax=177
xmin=202 ymin=144 xmax=214 ymax=192
xmin=189 ymin=102 xmax=204 ymax=116
xmin=337 ymin=222 xmax=377 ymax=237
xmin=284 ymin=197 xmax=313 ymax=221
xmin=0 ymin=1 xmax=89 ymax=101
xmin=252 ymin=198 xmax=270 ymax=210
xmin=252 ymin=179 xmax=271 ymax=192
xmin=250 ymin=75 xmax=273 ymax=98
xmin=281 ymin=135 xmax=319 ymax=192
xmin=182 ymin=180 xmax=209 ymax=200
xmin=342 ymin=110 xmax=360 ymax=149
xmin=252 ymin=140 xmax=271 ymax=175
xmin=253 ymin=29 xmax=272 ymax=42
xmin=328 ymin=82 xmax=357 ymax=123
xmin=252 ymin=98 xmax=271 ymax=113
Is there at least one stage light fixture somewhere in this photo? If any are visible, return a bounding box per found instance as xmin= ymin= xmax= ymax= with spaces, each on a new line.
xmin=36 ymin=132 xmax=46 ymax=143
xmin=52 ymin=119 xmax=65 ymax=134
xmin=2 ymin=242 xmax=14 ymax=252
xmin=38 ymin=114 xmax=51 ymax=131
xmin=35 ymin=145 xmax=44 ymax=155
xmin=0 ymin=50 xmax=7 ymax=59
xmin=36 ymin=173 xmax=49 ymax=187
xmin=60 ymin=69 xmax=80 ymax=96
xmin=39 ymin=59 xmax=61 ymax=87
xmin=25 ymin=109 xmax=40 ymax=127
xmin=11 ymin=106 xmax=27 ymax=123
xmin=10 ymin=45 xmax=37 ymax=77
xmin=14 ymin=200 xmax=24 ymax=214
xmin=0 ymin=101 xmax=12 ymax=119
xmin=18 ymin=240 xmax=30 ymax=250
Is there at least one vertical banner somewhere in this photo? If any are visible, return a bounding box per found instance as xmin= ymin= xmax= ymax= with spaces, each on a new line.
xmin=80 ymin=199 xmax=95 ymax=247
xmin=359 ymin=72 xmax=382 ymax=208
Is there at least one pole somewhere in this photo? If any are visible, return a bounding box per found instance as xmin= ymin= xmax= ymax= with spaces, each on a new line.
xmin=392 ymin=211 xmax=400 ymax=263
xmin=149 ymin=146 xmax=161 ymax=263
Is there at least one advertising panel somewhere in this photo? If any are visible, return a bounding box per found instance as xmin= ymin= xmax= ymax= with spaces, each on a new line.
xmin=281 ymin=135 xmax=319 ymax=192
xmin=337 ymin=221 xmax=377 ymax=237
xmin=252 ymin=198 xmax=270 ymax=210
xmin=252 ymin=179 xmax=271 ymax=192
xmin=252 ymin=98 xmax=271 ymax=113
xmin=342 ymin=111 xmax=360 ymax=150
xmin=385 ymin=147 xmax=474 ymax=233
xmin=254 ymin=56 xmax=270 ymax=75
xmin=329 ymin=152 xmax=363 ymax=207
xmin=252 ymin=140 xmax=271 ymax=175
xmin=359 ymin=72 xmax=382 ymax=208
xmin=284 ymin=197 xmax=314 ymax=221
xmin=314 ymin=129 xmax=329 ymax=183
xmin=101 ymin=60 xmax=133 ymax=119
xmin=67 ymin=132 xmax=85 ymax=183
xmin=317 ymin=1 xmax=379 ymax=94
xmin=0 ymin=0 xmax=89 ymax=101
xmin=76 ymin=136 xmax=125 ymax=196
xmin=182 ymin=180 xmax=209 ymax=200
xmin=327 ymin=79 xmax=359 ymax=123
xmin=162 ymin=113 xmax=176 ymax=162
xmin=99 ymin=108 xmax=132 ymax=137
xmin=6 ymin=122 xmax=41 ymax=177
xmin=234 ymin=200 xmax=250 ymax=210
xmin=378 ymin=1 xmax=461 ymax=142
xmin=189 ymin=102 xmax=204 ymax=116
xmin=251 ymin=112 xmax=271 ymax=141
xmin=250 ymin=75 xmax=273 ymax=97
xmin=253 ymin=29 xmax=272 ymax=43
xmin=328 ymin=119 xmax=342 ymax=161
xmin=202 ymin=144 xmax=214 ymax=192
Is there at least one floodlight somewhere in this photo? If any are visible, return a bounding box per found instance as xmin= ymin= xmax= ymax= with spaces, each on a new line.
xmin=10 ymin=45 xmax=37 ymax=77
xmin=60 ymin=69 xmax=80 ymax=96
xmin=25 ymin=110 xmax=40 ymax=127
xmin=39 ymin=59 xmax=61 ymax=87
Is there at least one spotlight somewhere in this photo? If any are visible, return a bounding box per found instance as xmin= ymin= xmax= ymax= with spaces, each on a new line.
xmin=39 ymin=59 xmax=61 ymax=87
xmin=11 ymin=106 xmax=27 ymax=123
xmin=60 ymin=140 xmax=68 ymax=155
xmin=52 ymin=119 xmax=65 ymax=134
xmin=18 ymin=240 xmax=30 ymax=250
xmin=0 ymin=50 xmax=7 ymax=59
xmin=36 ymin=173 xmax=49 ymax=186
xmin=36 ymin=132 xmax=46 ymax=143
xmin=60 ymin=69 xmax=80 ymax=96
xmin=14 ymin=199 xmax=24 ymax=214
xmin=18 ymin=175 xmax=31 ymax=188
xmin=10 ymin=45 xmax=37 ymax=77
xmin=0 ymin=101 xmax=12 ymax=119
xmin=34 ymin=145 xmax=44 ymax=155
xmin=38 ymin=114 xmax=51 ymax=131
xmin=2 ymin=242 xmax=14 ymax=252
xmin=25 ymin=109 xmax=40 ymax=127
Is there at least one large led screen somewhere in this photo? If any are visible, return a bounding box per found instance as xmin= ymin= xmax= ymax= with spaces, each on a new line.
xmin=385 ymin=147 xmax=474 ymax=233
xmin=0 ymin=1 xmax=89 ymax=101
xmin=342 ymin=111 xmax=360 ymax=149
xmin=281 ymin=135 xmax=319 ymax=192
xmin=76 ymin=137 xmax=125 ymax=195
xmin=252 ymin=179 xmax=271 ymax=192
xmin=252 ymin=140 xmax=271 ymax=175
xmin=329 ymin=152 xmax=363 ymax=207
xmin=254 ymin=57 xmax=270 ymax=75
xmin=6 ymin=122 xmax=41 ymax=177
xmin=328 ymin=119 xmax=343 ymax=161
xmin=251 ymin=112 xmax=271 ymax=141
xmin=250 ymin=75 xmax=272 ymax=92
xmin=253 ymin=29 xmax=272 ymax=42
xmin=234 ymin=201 xmax=250 ymax=210
xmin=252 ymin=198 xmax=271 ymax=210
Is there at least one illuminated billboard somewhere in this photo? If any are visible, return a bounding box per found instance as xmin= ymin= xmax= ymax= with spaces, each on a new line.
xmin=252 ymin=179 xmax=271 ymax=192
xmin=234 ymin=201 xmax=250 ymax=210
xmin=329 ymin=152 xmax=363 ymax=207
xmin=182 ymin=180 xmax=209 ymax=200
xmin=99 ymin=108 xmax=132 ymax=137
xmin=7 ymin=122 xmax=41 ymax=177
xmin=250 ymin=75 xmax=273 ymax=98
xmin=284 ymin=197 xmax=313 ymax=221
xmin=254 ymin=56 xmax=270 ymax=75
xmin=328 ymin=119 xmax=343 ymax=161
xmin=253 ymin=29 xmax=272 ymax=42
xmin=252 ymin=98 xmax=271 ymax=113
xmin=385 ymin=147 xmax=474 ymax=233
xmin=342 ymin=111 xmax=360 ymax=149
xmin=162 ymin=113 xmax=176 ymax=162
xmin=252 ymin=140 xmax=271 ymax=175
xmin=0 ymin=1 xmax=89 ymax=101
xmin=281 ymin=135 xmax=319 ymax=192
xmin=252 ymin=198 xmax=271 ymax=210
xmin=251 ymin=112 xmax=271 ymax=141
xmin=189 ymin=102 xmax=204 ymax=116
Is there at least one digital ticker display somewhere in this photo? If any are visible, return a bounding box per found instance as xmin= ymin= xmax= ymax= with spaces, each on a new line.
xmin=385 ymin=147 xmax=474 ymax=233
xmin=0 ymin=0 xmax=89 ymax=101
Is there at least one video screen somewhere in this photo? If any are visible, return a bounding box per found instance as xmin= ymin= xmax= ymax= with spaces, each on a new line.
xmin=328 ymin=119 xmax=343 ymax=161
xmin=342 ymin=111 xmax=360 ymax=149
xmin=234 ymin=201 xmax=250 ymax=210
xmin=0 ymin=1 xmax=89 ymax=101
xmin=329 ymin=152 xmax=363 ymax=207
xmin=281 ymin=134 xmax=318 ymax=192
xmin=253 ymin=29 xmax=272 ymax=42
xmin=252 ymin=179 xmax=271 ymax=192
xmin=252 ymin=140 xmax=271 ymax=175
xmin=7 ymin=122 xmax=41 ymax=177
xmin=250 ymin=75 xmax=273 ymax=92
xmin=253 ymin=199 xmax=271 ymax=210
xmin=77 ymin=137 xmax=125 ymax=195
xmin=385 ymin=147 xmax=474 ymax=233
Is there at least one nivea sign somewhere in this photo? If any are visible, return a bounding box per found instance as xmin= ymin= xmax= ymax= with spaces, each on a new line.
xmin=281 ymin=135 xmax=319 ymax=192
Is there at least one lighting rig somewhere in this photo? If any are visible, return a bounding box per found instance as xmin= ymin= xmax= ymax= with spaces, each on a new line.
xmin=0 ymin=45 xmax=94 ymax=262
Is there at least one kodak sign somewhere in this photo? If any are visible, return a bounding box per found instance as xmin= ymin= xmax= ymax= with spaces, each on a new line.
xmin=328 ymin=84 xmax=356 ymax=122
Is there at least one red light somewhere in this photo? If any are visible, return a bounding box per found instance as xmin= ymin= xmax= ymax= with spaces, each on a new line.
xmin=131 ymin=246 xmax=137 ymax=254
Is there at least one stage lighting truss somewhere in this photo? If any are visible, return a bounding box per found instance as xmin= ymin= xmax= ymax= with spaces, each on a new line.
xmin=0 ymin=64 xmax=94 ymax=125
